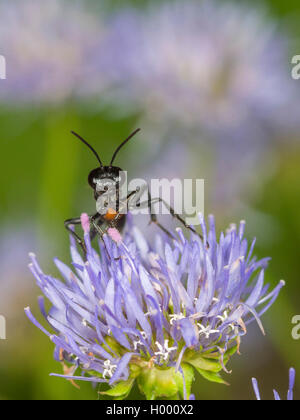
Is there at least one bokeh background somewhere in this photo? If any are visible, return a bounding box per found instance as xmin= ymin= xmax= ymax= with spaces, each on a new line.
xmin=0 ymin=0 xmax=300 ymax=400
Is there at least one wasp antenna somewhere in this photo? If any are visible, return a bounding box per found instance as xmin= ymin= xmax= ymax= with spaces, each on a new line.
xmin=71 ymin=131 xmax=103 ymax=167
xmin=110 ymin=128 xmax=141 ymax=166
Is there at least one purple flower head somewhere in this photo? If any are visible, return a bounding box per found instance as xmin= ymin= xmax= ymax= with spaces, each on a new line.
xmin=252 ymin=368 xmax=296 ymax=400
xmin=26 ymin=214 xmax=284 ymax=399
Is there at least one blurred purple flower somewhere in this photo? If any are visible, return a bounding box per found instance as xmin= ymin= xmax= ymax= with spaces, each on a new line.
xmin=99 ymin=1 xmax=299 ymax=137
xmin=26 ymin=214 xmax=284 ymax=398
xmin=95 ymin=1 xmax=300 ymax=213
xmin=0 ymin=0 xmax=105 ymax=104
xmin=252 ymin=368 xmax=296 ymax=400
xmin=0 ymin=227 xmax=37 ymax=315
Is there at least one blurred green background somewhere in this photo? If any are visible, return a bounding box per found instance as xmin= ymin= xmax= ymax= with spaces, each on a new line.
xmin=0 ymin=0 xmax=300 ymax=400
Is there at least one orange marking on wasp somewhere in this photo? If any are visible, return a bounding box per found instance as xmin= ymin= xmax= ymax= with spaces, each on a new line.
xmin=104 ymin=208 xmax=118 ymax=221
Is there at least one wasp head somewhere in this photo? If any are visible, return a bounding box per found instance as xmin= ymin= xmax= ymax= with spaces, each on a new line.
xmin=88 ymin=166 xmax=123 ymax=196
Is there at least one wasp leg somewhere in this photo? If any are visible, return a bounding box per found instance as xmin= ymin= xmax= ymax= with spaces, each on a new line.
xmin=147 ymin=194 xmax=175 ymax=239
xmin=116 ymin=189 xmax=140 ymax=218
xmin=146 ymin=193 xmax=204 ymax=241
xmin=124 ymin=190 xmax=174 ymax=238
xmin=64 ymin=213 xmax=99 ymax=256
xmin=89 ymin=216 xmax=121 ymax=261
xmin=64 ymin=217 xmax=87 ymax=255
xmin=90 ymin=214 xmax=106 ymax=236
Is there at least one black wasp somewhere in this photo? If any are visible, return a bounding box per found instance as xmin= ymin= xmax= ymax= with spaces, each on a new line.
xmin=65 ymin=128 xmax=200 ymax=256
